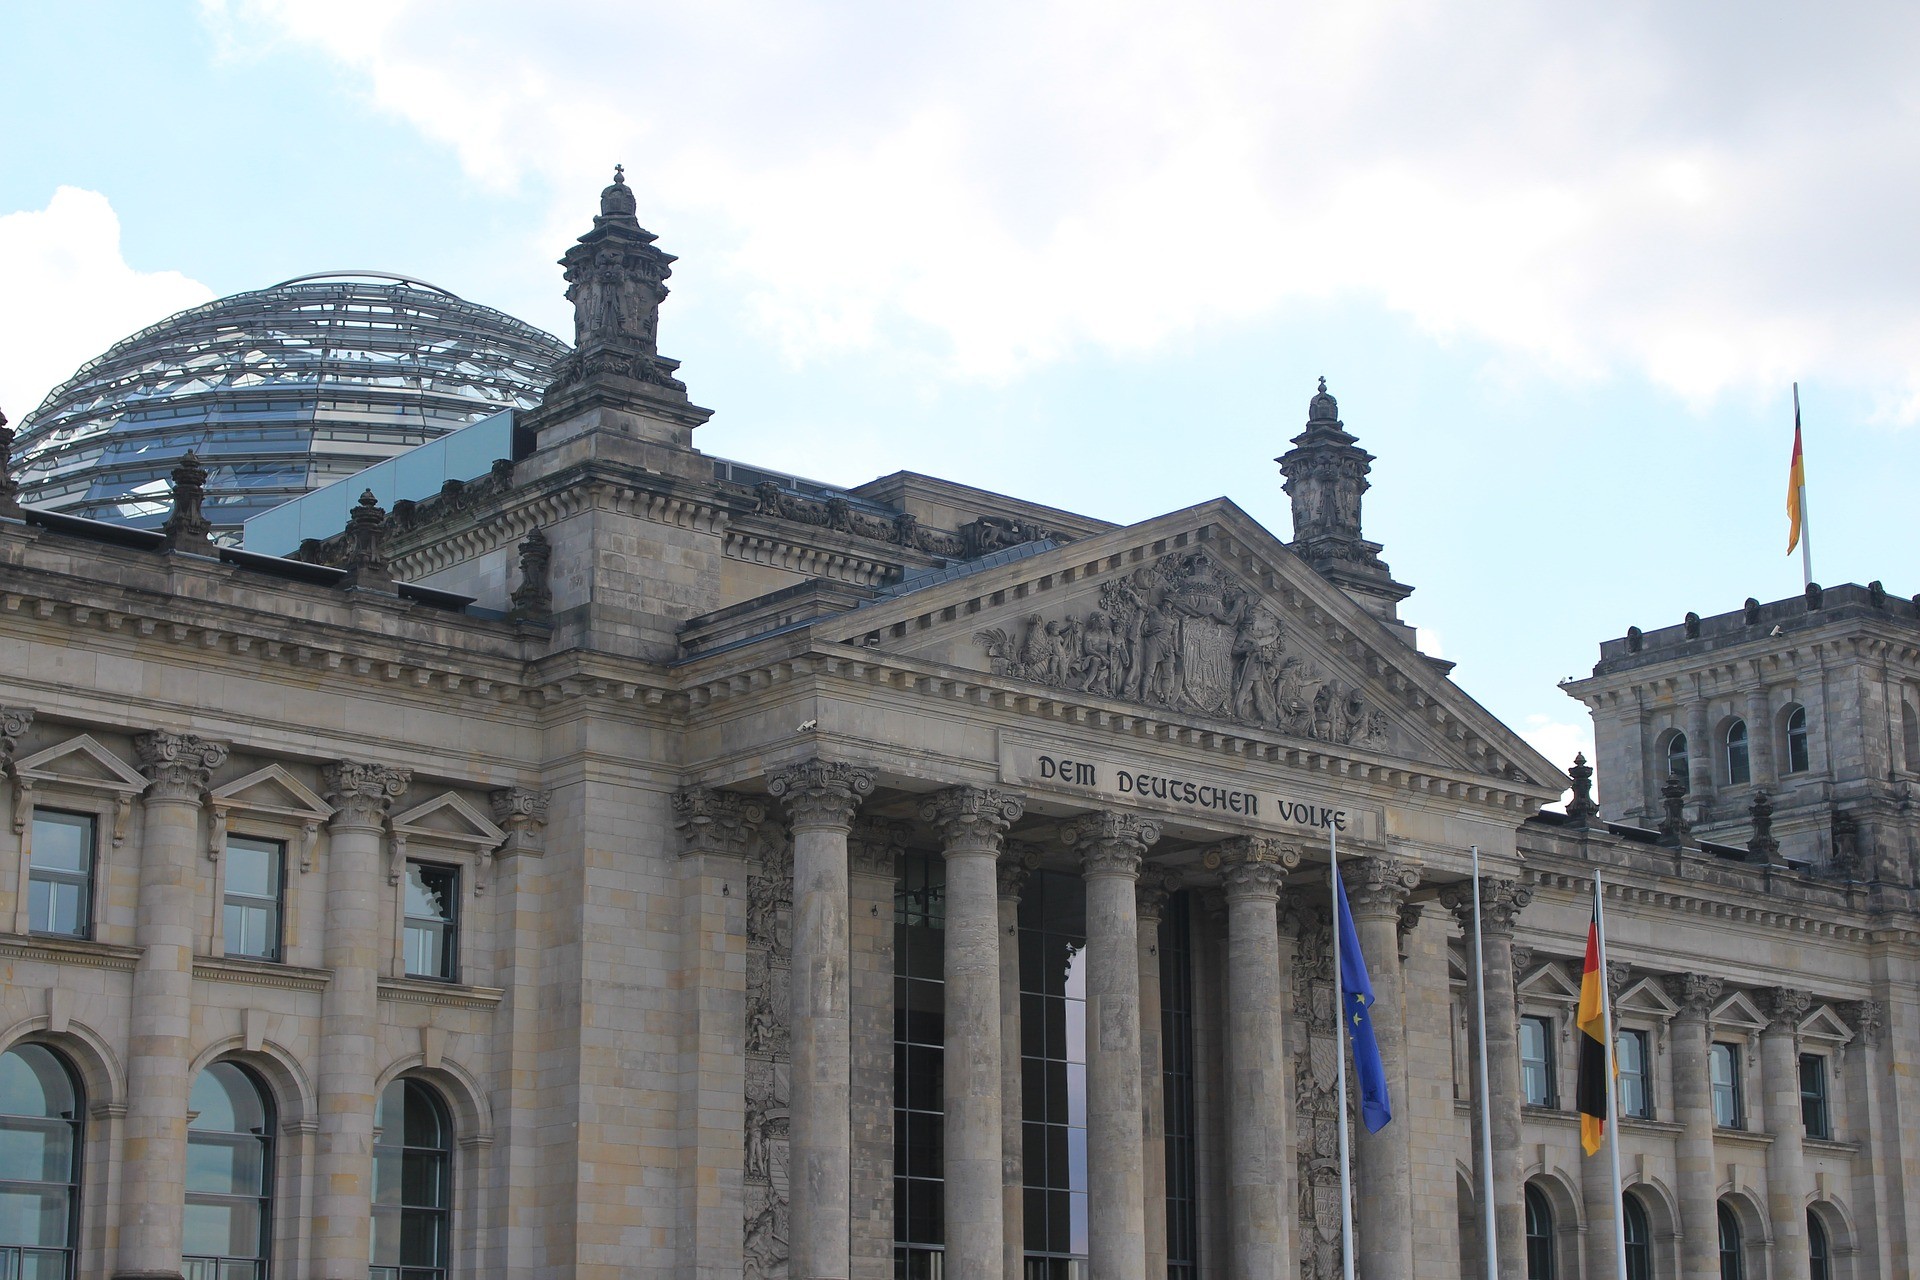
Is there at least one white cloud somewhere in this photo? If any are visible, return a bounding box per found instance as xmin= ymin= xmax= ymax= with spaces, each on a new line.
xmin=0 ymin=188 xmax=214 ymax=423
xmin=202 ymin=1 xmax=1920 ymax=408
xmin=1416 ymin=626 xmax=1445 ymax=660
xmin=1521 ymin=713 xmax=1596 ymax=811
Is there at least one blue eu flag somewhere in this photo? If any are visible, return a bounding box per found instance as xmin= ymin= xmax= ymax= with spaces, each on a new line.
xmin=1335 ymin=873 xmax=1392 ymax=1133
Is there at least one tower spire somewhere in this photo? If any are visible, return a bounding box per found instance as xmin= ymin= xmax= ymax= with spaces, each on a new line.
xmin=1276 ymin=379 xmax=1412 ymax=623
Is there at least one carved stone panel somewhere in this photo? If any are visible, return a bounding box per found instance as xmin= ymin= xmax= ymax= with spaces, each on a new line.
xmin=1287 ymin=897 xmax=1351 ymax=1280
xmin=744 ymin=823 xmax=794 ymax=1279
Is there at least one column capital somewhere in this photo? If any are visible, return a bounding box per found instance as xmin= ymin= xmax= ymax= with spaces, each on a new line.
xmin=1061 ymin=810 xmax=1159 ymax=878
xmin=1342 ymin=854 xmax=1420 ymax=916
xmin=920 ymin=785 xmax=1025 ymax=855
xmin=1135 ymin=867 xmax=1177 ymax=922
xmin=1662 ymin=972 xmax=1722 ymax=1019
xmin=491 ymin=786 xmax=551 ymax=859
xmin=998 ymin=842 xmax=1042 ymax=902
xmin=322 ymin=759 xmax=410 ymax=829
xmin=1438 ymin=876 xmax=1531 ymax=935
xmin=849 ymin=817 xmax=912 ymax=878
xmin=672 ymin=787 xmax=765 ymax=859
xmin=767 ymin=758 xmax=874 ymax=831
xmin=1839 ymin=999 xmax=1884 ymax=1045
xmin=1760 ymin=986 xmax=1812 ymax=1033
xmin=135 ymin=730 xmax=228 ymax=802
xmin=0 ymin=705 xmax=31 ymax=769
xmin=1205 ymin=835 xmax=1298 ymax=902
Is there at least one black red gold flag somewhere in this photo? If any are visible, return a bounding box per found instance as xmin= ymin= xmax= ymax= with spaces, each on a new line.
xmin=1575 ymin=899 xmax=1609 ymax=1156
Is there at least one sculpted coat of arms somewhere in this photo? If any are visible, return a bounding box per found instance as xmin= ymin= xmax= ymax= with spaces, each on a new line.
xmin=975 ymin=550 xmax=1392 ymax=748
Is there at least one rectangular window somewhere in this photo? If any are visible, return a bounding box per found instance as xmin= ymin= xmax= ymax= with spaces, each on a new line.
xmin=28 ymin=810 xmax=96 ymax=939
xmin=1799 ymin=1054 xmax=1830 ymax=1140
xmin=403 ymin=863 xmax=458 ymax=981
xmin=1519 ymin=1015 xmax=1556 ymax=1107
xmin=1020 ymin=870 xmax=1090 ymax=1278
xmin=1160 ymin=893 xmax=1198 ymax=1280
xmin=1617 ymin=1029 xmax=1651 ymax=1119
xmin=222 ymin=837 xmax=284 ymax=961
xmin=893 ymin=849 xmax=945 ymax=1276
xmin=1710 ymin=1042 xmax=1744 ymax=1129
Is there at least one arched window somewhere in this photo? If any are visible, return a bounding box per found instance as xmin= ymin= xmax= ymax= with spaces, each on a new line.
xmin=371 ymin=1078 xmax=452 ymax=1280
xmin=185 ymin=1061 xmax=274 ymax=1279
xmin=1808 ymin=1211 xmax=1831 ymax=1280
xmin=1904 ymin=701 xmax=1919 ymax=775
xmin=1524 ymin=1184 xmax=1555 ymax=1280
xmin=1666 ymin=732 xmax=1690 ymax=790
xmin=1717 ymin=1203 xmax=1744 ymax=1280
xmin=1785 ymin=707 xmax=1810 ymax=774
xmin=0 ymin=1043 xmax=84 ymax=1279
xmin=1725 ymin=719 xmax=1750 ymax=786
xmin=1623 ymin=1192 xmax=1652 ymax=1280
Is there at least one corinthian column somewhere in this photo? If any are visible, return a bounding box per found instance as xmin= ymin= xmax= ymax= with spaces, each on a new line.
xmin=1663 ymin=973 xmax=1722 ymax=1280
xmin=1209 ymin=835 xmax=1298 ymax=1280
xmin=1760 ymin=987 xmax=1814 ymax=1280
xmin=1442 ymin=876 xmax=1532 ymax=1280
xmin=767 ymin=759 xmax=874 ymax=1280
xmin=312 ymin=760 xmax=409 ymax=1279
xmin=1136 ymin=869 xmax=1173 ymax=1280
xmin=115 ymin=731 xmax=227 ymax=1280
xmin=1060 ymin=811 xmax=1160 ymax=1280
xmin=921 ymin=787 xmax=1025 ymax=1280
xmin=998 ymin=847 xmax=1036 ymax=1280
xmin=1345 ymin=855 xmax=1420 ymax=1280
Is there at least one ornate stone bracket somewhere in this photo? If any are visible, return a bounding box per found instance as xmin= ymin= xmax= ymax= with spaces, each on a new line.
xmin=135 ymin=730 xmax=229 ymax=803
xmin=766 ymin=759 xmax=875 ymax=831
xmin=1060 ymin=811 xmax=1160 ymax=878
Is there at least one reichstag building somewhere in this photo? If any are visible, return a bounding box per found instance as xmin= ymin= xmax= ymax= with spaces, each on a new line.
xmin=0 ymin=169 xmax=1912 ymax=1280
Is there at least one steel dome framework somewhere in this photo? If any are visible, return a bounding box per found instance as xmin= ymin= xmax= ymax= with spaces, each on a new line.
xmin=12 ymin=274 xmax=569 ymax=536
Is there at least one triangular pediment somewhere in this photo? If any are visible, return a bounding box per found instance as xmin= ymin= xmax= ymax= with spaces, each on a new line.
xmin=1517 ymin=961 xmax=1582 ymax=1004
xmin=392 ymin=792 xmax=506 ymax=848
xmin=13 ymin=735 xmax=147 ymax=794
xmin=816 ymin=501 xmax=1566 ymax=792
xmin=1797 ymin=1005 xmax=1853 ymax=1045
xmin=211 ymin=765 xmax=334 ymax=822
xmin=1710 ymin=992 xmax=1767 ymax=1033
xmin=1618 ymin=977 xmax=1679 ymax=1019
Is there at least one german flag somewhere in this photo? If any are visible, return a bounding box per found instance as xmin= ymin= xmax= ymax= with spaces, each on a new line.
xmin=1786 ymin=405 xmax=1807 ymax=554
xmin=1575 ymin=898 xmax=1610 ymax=1156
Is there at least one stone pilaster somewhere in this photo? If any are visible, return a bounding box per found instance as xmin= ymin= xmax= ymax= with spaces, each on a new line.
xmin=672 ymin=789 xmax=765 ymax=1280
xmin=1344 ymin=854 xmax=1419 ymax=1280
xmin=1759 ymin=986 xmax=1813 ymax=1280
xmin=848 ymin=818 xmax=909 ymax=1280
xmin=488 ymin=786 xmax=550 ymax=1280
xmin=1745 ymin=680 xmax=1777 ymax=787
xmin=312 ymin=760 xmax=409 ymax=1279
xmin=998 ymin=844 xmax=1038 ymax=1280
xmin=1662 ymin=973 xmax=1721 ymax=1280
xmin=921 ymin=787 xmax=1024 ymax=1280
xmin=1686 ymin=697 xmax=1713 ymax=821
xmin=1442 ymin=876 xmax=1532 ymax=1280
xmin=1060 ymin=811 xmax=1160 ymax=1280
xmin=1837 ymin=1000 xmax=1891 ymax=1275
xmin=1135 ymin=868 xmax=1174 ymax=1280
xmin=766 ymin=759 xmax=873 ymax=1280
xmin=1208 ymin=835 xmax=1298 ymax=1280
xmin=113 ymin=730 xmax=226 ymax=1280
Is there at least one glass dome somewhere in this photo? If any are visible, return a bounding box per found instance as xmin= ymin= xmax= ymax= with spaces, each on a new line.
xmin=11 ymin=272 xmax=567 ymax=538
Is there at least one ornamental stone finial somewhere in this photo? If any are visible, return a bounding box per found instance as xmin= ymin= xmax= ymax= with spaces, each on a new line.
xmin=1439 ymin=877 xmax=1532 ymax=934
xmin=1342 ymin=855 xmax=1420 ymax=915
xmin=1761 ymin=986 xmax=1812 ymax=1033
xmin=1060 ymin=811 xmax=1159 ymax=879
xmin=323 ymin=759 xmax=410 ymax=827
xmin=1662 ymin=972 xmax=1722 ymax=1019
xmin=766 ymin=759 xmax=874 ymax=831
xmin=340 ymin=491 xmax=394 ymax=592
xmin=849 ymin=817 xmax=912 ymax=878
xmin=0 ymin=409 xmax=19 ymax=518
xmin=1565 ymin=753 xmax=1600 ymax=828
xmin=921 ymin=786 xmax=1025 ymax=856
xmin=1746 ymin=789 xmax=1781 ymax=865
xmin=159 ymin=452 xmax=214 ymax=555
xmin=672 ymin=788 xmax=765 ymax=859
xmin=549 ymin=166 xmax=687 ymax=401
xmin=1657 ymin=776 xmax=1691 ymax=848
xmin=507 ymin=528 xmax=554 ymax=626
xmin=135 ymin=730 xmax=228 ymax=801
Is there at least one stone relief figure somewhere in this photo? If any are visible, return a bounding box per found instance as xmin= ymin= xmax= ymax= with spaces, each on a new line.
xmin=743 ymin=825 xmax=794 ymax=1277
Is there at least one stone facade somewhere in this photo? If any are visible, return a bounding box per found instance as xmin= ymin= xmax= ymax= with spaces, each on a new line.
xmin=0 ymin=176 xmax=1914 ymax=1280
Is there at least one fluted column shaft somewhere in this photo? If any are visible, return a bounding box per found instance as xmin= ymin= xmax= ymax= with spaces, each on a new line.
xmin=1136 ymin=872 xmax=1171 ymax=1280
xmin=313 ymin=761 xmax=409 ymax=1279
xmin=1063 ymin=812 xmax=1160 ymax=1280
xmin=1346 ymin=856 xmax=1418 ymax=1280
xmin=998 ymin=852 xmax=1034 ymax=1280
xmin=921 ymin=788 xmax=1024 ymax=1280
xmin=1760 ymin=988 xmax=1813 ymax=1280
xmin=115 ymin=732 xmax=227 ymax=1279
xmin=1665 ymin=975 xmax=1721 ymax=1280
xmin=1212 ymin=837 xmax=1296 ymax=1280
xmin=769 ymin=761 xmax=873 ymax=1280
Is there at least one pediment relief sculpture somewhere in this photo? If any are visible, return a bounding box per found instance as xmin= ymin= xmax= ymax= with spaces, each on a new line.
xmin=974 ymin=548 xmax=1393 ymax=749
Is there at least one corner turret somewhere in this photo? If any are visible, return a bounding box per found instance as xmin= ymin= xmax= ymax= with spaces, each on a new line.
xmin=1277 ymin=379 xmax=1413 ymax=625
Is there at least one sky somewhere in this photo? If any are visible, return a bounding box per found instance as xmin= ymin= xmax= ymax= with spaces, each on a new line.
xmin=6 ymin=0 xmax=1920 ymax=803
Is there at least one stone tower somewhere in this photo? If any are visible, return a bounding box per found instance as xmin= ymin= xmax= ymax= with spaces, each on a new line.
xmin=1277 ymin=378 xmax=1413 ymax=627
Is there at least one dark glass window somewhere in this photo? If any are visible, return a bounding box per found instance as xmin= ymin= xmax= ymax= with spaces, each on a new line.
xmin=1020 ymin=871 xmax=1089 ymax=1280
xmin=1519 ymin=1016 xmax=1556 ymax=1107
xmin=1903 ymin=702 xmax=1919 ymax=774
xmin=1808 ymin=1211 xmax=1831 ymax=1280
xmin=1160 ymin=894 xmax=1198 ymax=1280
xmin=893 ymin=850 xmax=945 ymax=1276
xmin=1718 ymin=1203 xmax=1744 ymax=1280
xmin=1623 ymin=1193 xmax=1652 ymax=1280
xmin=1617 ymin=1029 xmax=1650 ymax=1119
xmin=1726 ymin=720 xmax=1750 ymax=786
xmin=1786 ymin=708 xmax=1810 ymax=774
xmin=223 ymin=838 xmax=284 ymax=962
xmin=1710 ymin=1043 xmax=1743 ymax=1129
xmin=1666 ymin=733 xmax=1690 ymax=789
xmin=28 ymin=811 xmax=95 ymax=939
xmin=0 ymin=1044 xmax=84 ymax=1280
xmin=184 ymin=1062 xmax=273 ymax=1280
xmin=1799 ymin=1054 xmax=1830 ymax=1140
xmin=403 ymin=864 xmax=458 ymax=982
xmin=370 ymin=1078 xmax=451 ymax=1280
xmin=1524 ymin=1184 xmax=1555 ymax=1280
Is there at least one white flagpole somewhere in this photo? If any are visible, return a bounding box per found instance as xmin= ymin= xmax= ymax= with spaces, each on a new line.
xmin=1470 ymin=845 xmax=1499 ymax=1280
xmin=1795 ymin=383 xmax=1814 ymax=590
xmin=1332 ymin=824 xmax=1357 ymax=1280
xmin=1594 ymin=870 xmax=1630 ymax=1279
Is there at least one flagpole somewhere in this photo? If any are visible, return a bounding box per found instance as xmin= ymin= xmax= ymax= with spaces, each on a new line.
xmin=1795 ymin=382 xmax=1813 ymax=590
xmin=1469 ymin=845 xmax=1499 ymax=1280
xmin=1594 ymin=871 xmax=1629 ymax=1279
xmin=1332 ymin=824 xmax=1357 ymax=1280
